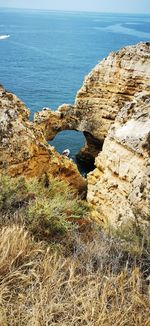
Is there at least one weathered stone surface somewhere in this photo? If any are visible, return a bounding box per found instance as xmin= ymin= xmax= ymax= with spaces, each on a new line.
xmin=0 ymin=85 xmax=86 ymax=195
xmin=34 ymin=104 xmax=77 ymax=140
xmin=34 ymin=42 xmax=150 ymax=164
xmin=33 ymin=42 xmax=150 ymax=228
xmin=87 ymin=92 xmax=150 ymax=228
xmin=75 ymin=43 xmax=150 ymax=139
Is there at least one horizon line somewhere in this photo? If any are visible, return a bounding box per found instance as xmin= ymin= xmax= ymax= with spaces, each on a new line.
xmin=0 ymin=6 xmax=150 ymax=15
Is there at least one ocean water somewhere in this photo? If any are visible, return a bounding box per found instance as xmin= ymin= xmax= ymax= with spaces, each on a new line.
xmin=0 ymin=8 xmax=150 ymax=170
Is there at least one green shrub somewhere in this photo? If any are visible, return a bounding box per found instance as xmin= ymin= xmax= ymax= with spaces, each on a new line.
xmin=0 ymin=174 xmax=28 ymax=212
xmin=0 ymin=174 xmax=90 ymax=240
xmin=27 ymin=197 xmax=72 ymax=238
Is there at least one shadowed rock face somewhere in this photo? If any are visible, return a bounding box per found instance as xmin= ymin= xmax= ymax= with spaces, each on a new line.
xmin=34 ymin=42 xmax=150 ymax=164
xmin=0 ymin=85 xmax=86 ymax=196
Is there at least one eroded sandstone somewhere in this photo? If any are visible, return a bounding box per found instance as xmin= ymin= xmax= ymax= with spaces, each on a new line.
xmin=0 ymin=85 xmax=86 ymax=195
xmin=34 ymin=42 xmax=150 ymax=165
xmin=87 ymin=92 xmax=150 ymax=228
xmin=34 ymin=42 xmax=150 ymax=228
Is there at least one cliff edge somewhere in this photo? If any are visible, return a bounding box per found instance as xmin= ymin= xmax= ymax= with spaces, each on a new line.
xmin=0 ymin=85 xmax=86 ymax=195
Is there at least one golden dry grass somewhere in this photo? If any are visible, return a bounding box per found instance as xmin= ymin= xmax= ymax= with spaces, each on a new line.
xmin=0 ymin=175 xmax=150 ymax=325
xmin=0 ymin=225 xmax=149 ymax=326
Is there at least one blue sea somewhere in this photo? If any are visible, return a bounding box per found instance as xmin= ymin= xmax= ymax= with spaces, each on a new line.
xmin=0 ymin=8 xmax=150 ymax=169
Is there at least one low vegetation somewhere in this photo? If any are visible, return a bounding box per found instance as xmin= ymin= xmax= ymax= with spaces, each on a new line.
xmin=0 ymin=175 xmax=149 ymax=325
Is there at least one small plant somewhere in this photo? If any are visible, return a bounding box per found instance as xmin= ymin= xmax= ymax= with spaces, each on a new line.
xmin=0 ymin=174 xmax=28 ymax=212
xmin=27 ymin=196 xmax=72 ymax=239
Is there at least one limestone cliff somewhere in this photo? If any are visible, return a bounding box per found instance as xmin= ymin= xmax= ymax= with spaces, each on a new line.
xmin=0 ymin=85 xmax=86 ymax=195
xmin=34 ymin=42 xmax=150 ymax=165
xmin=87 ymin=92 xmax=150 ymax=228
xmin=34 ymin=42 xmax=150 ymax=227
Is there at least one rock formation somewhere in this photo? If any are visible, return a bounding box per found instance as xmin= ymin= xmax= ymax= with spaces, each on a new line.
xmin=34 ymin=42 xmax=150 ymax=227
xmin=87 ymin=92 xmax=150 ymax=228
xmin=0 ymin=85 xmax=86 ymax=195
xmin=1 ymin=41 xmax=150 ymax=228
xmin=34 ymin=42 xmax=150 ymax=164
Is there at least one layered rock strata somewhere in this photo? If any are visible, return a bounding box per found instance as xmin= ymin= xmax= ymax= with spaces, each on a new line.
xmin=87 ymin=92 xmax=150 ymax=227
xmin=0 ymin=85 xmax=86 ymax=195
xmin=34 ymin=42 xmax=150 ymax=164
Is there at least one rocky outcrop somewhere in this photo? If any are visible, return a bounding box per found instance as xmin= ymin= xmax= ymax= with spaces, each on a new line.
xmin=75 ymin=42 xmax=150 ymax=138
xmin=0 ymin=85 xmax=86 ymax=195
xmin=87 ymin=92 xmax=150 ymax=228
xmin=34 ymin=42 xmax=150 ymax=165
xmin=34 ymin=42 xmax=150 ymax=228
xmin=1 ymin=42 xmax=150 ymax=228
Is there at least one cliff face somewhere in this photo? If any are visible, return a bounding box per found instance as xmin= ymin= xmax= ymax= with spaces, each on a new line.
xmin=34 ymin=42 xmax=150 ymax=227
xmin=34 ymin=42 xmax=150 ymax=163
xmin=0 ymin=85 xmax=86 ymax=195
xmin=87 ymin=92 xmax=150 ymax=227
xmin=75 ymin=43 xmax=150 ymax=138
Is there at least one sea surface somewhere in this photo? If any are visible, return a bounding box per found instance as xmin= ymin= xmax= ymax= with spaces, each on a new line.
xmin=0 ymin=8 xmax=150 ymax=170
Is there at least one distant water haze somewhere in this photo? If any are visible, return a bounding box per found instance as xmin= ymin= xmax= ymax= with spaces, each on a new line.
xmin=0 ymin=0 xmax=150 ymax=14
xmin=0 ymin=9 xmax=150 ymax=172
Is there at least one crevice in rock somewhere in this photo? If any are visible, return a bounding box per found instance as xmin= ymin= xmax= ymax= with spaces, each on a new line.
xmin=76 ymin=131 xmax=104 ymax=175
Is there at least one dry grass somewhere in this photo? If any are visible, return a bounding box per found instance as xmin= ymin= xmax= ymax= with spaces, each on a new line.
xmin=0 ymin=175 xmax=150 ymax=325
xmin=0 ymin=225 xmax=149 ymax=326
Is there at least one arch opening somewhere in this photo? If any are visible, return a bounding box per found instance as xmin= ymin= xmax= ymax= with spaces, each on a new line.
xmin=49 ymin=130 xmax=95 ymax=176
